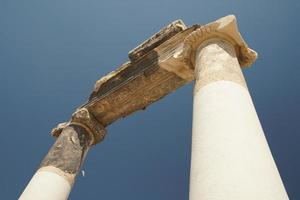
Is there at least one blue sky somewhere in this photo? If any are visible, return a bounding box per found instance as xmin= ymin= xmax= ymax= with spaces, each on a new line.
xmin=1 ymin=0 xmax=299 ymax=199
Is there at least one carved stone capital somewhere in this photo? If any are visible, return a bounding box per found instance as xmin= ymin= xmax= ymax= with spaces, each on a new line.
xmin=51 ymin=108 xmax=106 ymax=145
xmin=182 ymin=15 xmax=257 ymax=69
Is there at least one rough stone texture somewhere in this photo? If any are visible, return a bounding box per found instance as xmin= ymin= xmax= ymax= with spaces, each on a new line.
xmin=70 ymin=108 xmax=106 ymax=145
xmin=76 ymin=15 xmax=256 ymax=129
xmin=51 ymin=108 xmax=106 ymax=145
xmin=21 ymin=15 xmax=262 ymax=200
xmin=128 ymin=20 xmax=187 ymax=62
xmin=194 ymin=38 xmax=247 ymax=92
xmin=41 ymin=125 xmax=90 ymax=179
xmin=82 ymin=24 xmax=199 ymax=126
xmin=183 ymin=15 xmax=257 ymax=68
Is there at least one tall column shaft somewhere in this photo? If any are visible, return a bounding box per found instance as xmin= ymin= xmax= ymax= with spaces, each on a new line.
xmin=189 ymin=39 xmax=288 ymax=200
xmin=19 ymin=125 xmax=90 ymax=200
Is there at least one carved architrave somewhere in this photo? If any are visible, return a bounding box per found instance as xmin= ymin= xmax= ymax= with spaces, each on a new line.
xmin=52 ymin=15 xmax=257 ymax=141
xmin=81 ymin=22 xmax=199 ymax=127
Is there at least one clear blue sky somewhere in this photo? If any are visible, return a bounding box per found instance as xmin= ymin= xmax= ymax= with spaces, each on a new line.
xmin=1 ymin=0 xmax=299 ymax=199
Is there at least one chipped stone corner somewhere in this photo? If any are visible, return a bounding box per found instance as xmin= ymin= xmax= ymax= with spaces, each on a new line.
xmin=92 ymin=62 xmax=131 ymax=95
xmin=128 ymin=19 xmax=187 ymax=62
xmin=51 ymin=122 xmax=70 ymax=137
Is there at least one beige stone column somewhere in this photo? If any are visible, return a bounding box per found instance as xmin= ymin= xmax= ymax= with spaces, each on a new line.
xmin=186 ymin=15 xmax=289 ymax=200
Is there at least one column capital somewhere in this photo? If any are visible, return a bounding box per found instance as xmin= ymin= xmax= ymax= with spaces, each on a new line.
xmin=182 ymin=15 xmax=257 ymax=69
xmin=51 ymin=108 xmax=106 ymax=145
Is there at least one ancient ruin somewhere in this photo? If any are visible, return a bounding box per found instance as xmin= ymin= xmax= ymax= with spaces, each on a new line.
xmin=19 ymin=15 xmax=289 ymax=200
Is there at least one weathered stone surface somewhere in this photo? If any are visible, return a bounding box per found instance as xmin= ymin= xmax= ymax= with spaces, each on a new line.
xmin=128 ymin=20 xmax=187 ymax=62
xmin=183 ymin=15 xmax=257 ymax=68
xmin=54 ymin=15 xmax=256 ymax=134
xmin=41 ymin=125 xmax=90 ymax=180
xmin=70 ymin=108 xmax=106 ymax=145
xmin=51 ymin=108 xmax=106 ymax=145
xmin=194 ymin=38 xmax=247 ymax=92
xmin=81 ymin=22 xmax=199 ymax=127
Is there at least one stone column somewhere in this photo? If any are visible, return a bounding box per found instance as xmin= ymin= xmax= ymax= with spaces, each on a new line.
xmin=186 ymin=15 xmax=289 ymax=200
xmin=19 ymin=108 xmax=106 ymax=200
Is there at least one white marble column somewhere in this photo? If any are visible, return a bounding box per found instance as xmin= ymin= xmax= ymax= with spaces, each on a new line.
xmin=188 ymin=16 xmax=289 ymax=200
